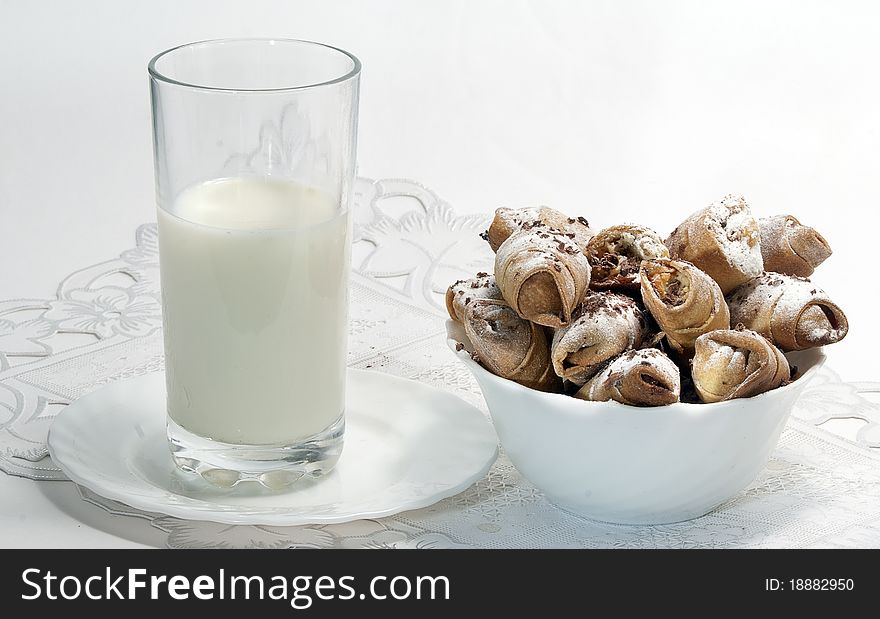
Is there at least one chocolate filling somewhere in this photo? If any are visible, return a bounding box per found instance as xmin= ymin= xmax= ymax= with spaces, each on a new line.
xmin=818 ymin=304 xmax=840 ymax=330
xmin=647 ymin=265 xmax=688 ymax=307
xmin=591 ymin=241 xmax=642 ymax=283
xmin=639 ymin=373 xmax=663 ymax=387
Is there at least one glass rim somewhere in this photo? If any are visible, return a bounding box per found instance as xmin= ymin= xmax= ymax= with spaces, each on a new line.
xmin=148 ymin=37 xmax=361 ymax=93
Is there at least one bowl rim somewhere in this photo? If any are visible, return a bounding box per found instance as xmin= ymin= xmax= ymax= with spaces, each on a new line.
xmin=445 ymin=319 xmax=827 ymax=411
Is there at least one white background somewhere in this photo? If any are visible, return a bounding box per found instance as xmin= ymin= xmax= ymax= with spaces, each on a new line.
xmin=0 ymin=1 xmax=878 ymax=545
xmin=1 ymin=0 xmax=877 ymax=377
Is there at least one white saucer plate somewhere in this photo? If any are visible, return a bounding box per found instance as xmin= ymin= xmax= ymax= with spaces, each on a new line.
xmin=47 ymin=369 xmax=498 ymax=525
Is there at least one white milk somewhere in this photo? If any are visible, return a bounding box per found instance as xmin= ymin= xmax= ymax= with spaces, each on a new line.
xmin=157 ymin=177 xmax=350 ymax=445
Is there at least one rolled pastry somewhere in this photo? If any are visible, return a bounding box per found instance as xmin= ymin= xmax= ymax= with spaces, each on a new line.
xmin=727 ymin=273 xmax=848 ymax=351
xmin=759 ymin=215 xmax=832 ymax=277
xmin=495 ymin=227 xmax=591 ymax=328
xmin=640 ymin=259 xmax=730 ymax=355
xmin=485 ymin=206 xmax=593 ymax=252
xmin=665 ymin=195 xmax=763 ymax=294
xmin=550 ymin=291 xmax=649 ymax=384
xmin=586 ymin=224 xmax=669 ymax=290
xmin=463 ymin=298 xmax=559 ymax=391
xmin=574 ymin=349 xmax=681 ymax=407
xmin=446 ymin=272 xmax=502 ymax=322
xmin=692 ymin=329 xmax=790 ymax=403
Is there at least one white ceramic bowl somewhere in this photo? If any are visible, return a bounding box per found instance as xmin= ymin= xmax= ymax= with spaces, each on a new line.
xmin=446 ymin=320 xmax=825 ymax=525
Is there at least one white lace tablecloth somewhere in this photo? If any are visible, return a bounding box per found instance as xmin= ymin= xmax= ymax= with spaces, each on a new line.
xmin=2 ymin=177 xmax=880 ymax=549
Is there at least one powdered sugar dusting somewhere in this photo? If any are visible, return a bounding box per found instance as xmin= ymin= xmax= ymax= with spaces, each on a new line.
xmin=447 ymin=273 xmax=501 ymax=321
xmin=503 ymin=206 xmax=543 ymax=226
xmin=809 ymin=327 xmax=829 ymax=340
xmin=498 ymin=226 xmax=582 ymax=264
xmin=579 ymin=348 xmax=680 ymax=405
xmin=488 ymin=206 xmax=593 ymax=252
xmin=494 ymin=225 xmax=591 ymax=326
xmin=706 ymin=195 xmax=763 ymax=277
xmin=727 ymin=272 xmax=848 ymax=350
xmin=607 ymin=348 xmax=678 ymax=379
xmin=550 ymin=291 xmax=648 ymax=383
xmin=758 ymin=216 xmax=792 ymax=255
xmin=758 ymin=214 xmax=832 ymax=277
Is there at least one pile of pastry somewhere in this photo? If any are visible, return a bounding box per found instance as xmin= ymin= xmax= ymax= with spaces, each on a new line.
xmin=447 ymin=196 xmax=848 ymax=406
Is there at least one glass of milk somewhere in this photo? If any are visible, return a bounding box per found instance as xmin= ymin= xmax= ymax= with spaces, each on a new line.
xmin=148 ymin=39 xmax=359 ymax=488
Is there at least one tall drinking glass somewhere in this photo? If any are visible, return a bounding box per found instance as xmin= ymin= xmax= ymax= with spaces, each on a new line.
xmin=148 ymin=39 xmax=360 ymax=488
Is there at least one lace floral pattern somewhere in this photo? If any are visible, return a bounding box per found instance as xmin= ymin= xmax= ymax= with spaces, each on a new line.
xmin=44 ymin=288 xmax=160 ymax=339
xmin=2 ymin=177 xmax=880 ymax=548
